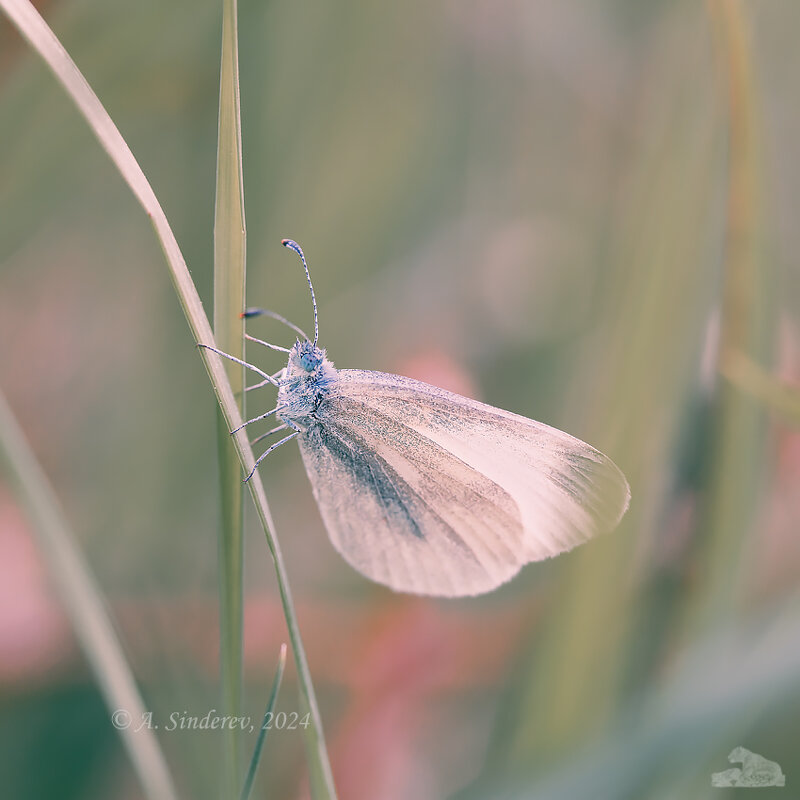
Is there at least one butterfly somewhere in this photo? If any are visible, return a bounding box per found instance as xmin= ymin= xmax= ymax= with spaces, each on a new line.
xmin=201 ymin=240 xmax=630 ymax=597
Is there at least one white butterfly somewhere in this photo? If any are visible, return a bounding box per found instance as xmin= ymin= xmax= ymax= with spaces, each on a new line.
xmin=203 ymin=240 xmax=630 ymax=597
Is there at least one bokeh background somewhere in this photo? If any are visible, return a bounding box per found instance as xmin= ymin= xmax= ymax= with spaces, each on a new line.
xmin=1 ymin=1 xmax=800 ymax=798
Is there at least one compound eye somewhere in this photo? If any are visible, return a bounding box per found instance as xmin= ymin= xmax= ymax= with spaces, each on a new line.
xmin=299 ymin=350 xmax=320 ymax=372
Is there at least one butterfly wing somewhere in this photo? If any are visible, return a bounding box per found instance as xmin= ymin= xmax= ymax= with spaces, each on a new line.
xmin=297 ymin=370 xmax=630 ymax=597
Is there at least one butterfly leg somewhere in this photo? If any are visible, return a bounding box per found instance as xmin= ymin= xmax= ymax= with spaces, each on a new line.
xmin=245 ymin=432 xmax=300 ymax=482
xmin=198 ymin=343 xmax=280 ymax=386
xmin=250 ymin=423 xmax=289 ymax=447
xmin=231 ymin=405 xmax=286 ymax=435
xmin=244 ymin=370 xmax=284 ymax=393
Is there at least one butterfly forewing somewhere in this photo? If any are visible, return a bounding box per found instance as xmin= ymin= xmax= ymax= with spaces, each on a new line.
xmin=297 ymin=370 xmax=630 ymax=597
xmin=298 ymin=407 xmax=528 ymax=597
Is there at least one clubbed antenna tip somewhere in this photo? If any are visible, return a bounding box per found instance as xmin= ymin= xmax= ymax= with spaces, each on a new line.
xmin=281 ymin=239 xmax=319 ymax=346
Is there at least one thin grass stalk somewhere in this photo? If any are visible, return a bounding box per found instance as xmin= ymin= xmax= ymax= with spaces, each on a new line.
xmin=500 ymin=36 xmax=719 ymax=766
xmin=0 ymin=390 xmax=180 ymax=800
xmin=214 ymin=0 xmax=247 ymax=795
xmin=240 ymin=643 xmax=288 ymax=800
xmin=0 ymin=1 xmax=337 ymax=796
xmin=721 ymin=351 xmax=800 ymax=425
xmin=688 ymin=0 xmax=770 ymax=630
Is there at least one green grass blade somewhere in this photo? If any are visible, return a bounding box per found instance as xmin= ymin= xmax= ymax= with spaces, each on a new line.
xmin=0 ymin=2 xmax=338 ymax=796
xmin=721 ymin=351 xmax=800 ymax=425
xmin=240 ymin=643 xmax=288 ymax=800
xmin=496 ymin=16 xmax=720 ymax=765
xmin=685 ymin=0 xmax=772 ymax=632
xmin=0 ymin=390 xmax=180 ymax=800
xmin=214 ymin=0 xmax=247 ymax=795
xmin=461 ymin=603 xmax=800 ymax=800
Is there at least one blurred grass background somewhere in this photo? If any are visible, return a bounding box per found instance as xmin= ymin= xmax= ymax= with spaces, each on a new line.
xmin=1 ymin=1 xmax=800 ymax=798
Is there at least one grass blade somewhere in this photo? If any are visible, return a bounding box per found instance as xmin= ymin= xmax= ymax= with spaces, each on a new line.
xmin=0 ymin=1 xmax=337 ymax=796
xmin=462 ymin=603 xmax=800 ymax=800
xmin=685 ymin=0 xmax=772 ymax=630
xmin=240 ymin=643 xmax=288 ymax=800
xmin=495 ymin=15 xmax=720 ymax=765
xmin=721 ymin=351 xmax=800 ymax=425
xmin=214 ymin=0 xmax=247 ymax=795
xmin=0 ymin=390 xmax=180 ymax=800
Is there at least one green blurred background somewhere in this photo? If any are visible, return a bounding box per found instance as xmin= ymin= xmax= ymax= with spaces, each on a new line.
xmin=1 ymin=0 xmax=799 ymax=798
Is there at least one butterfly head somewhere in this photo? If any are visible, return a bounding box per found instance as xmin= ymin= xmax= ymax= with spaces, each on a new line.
xmin=285 ymin=339 xmax=336 ymax=386
xmin=293 ymin=340 xmax=324 ymax=373
xmin=279 ymin=340 xmax=337 ymax=424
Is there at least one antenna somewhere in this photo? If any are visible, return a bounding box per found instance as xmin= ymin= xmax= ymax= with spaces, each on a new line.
xmin=240 ymin=307 xmax=310 ymax=342
xmin=281 ymin=239 xmax=319 ymax=346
